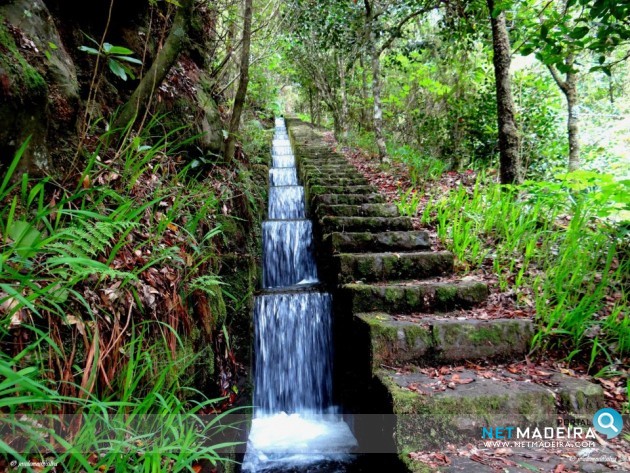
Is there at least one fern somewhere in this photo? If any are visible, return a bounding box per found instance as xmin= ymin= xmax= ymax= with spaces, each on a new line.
xmin=48 ymin=221 xmax=137 ymax=257
xmin=42 ymin=220 xmax=139 ymax=284
xmin=188 ymin=275 xmax=224 ymax=296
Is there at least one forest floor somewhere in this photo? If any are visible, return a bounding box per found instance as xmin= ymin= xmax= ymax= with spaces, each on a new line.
xmin=322 ymin=131 xmax=630 ymax=471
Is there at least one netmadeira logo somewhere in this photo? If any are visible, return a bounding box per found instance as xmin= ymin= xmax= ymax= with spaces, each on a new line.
xmin=481 ymin=407 xmax=624 ymax=445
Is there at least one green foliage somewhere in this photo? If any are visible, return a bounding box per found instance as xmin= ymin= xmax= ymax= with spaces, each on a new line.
xmin=423 ymin=172 xmax=629 ymax=368
xmin=79 ymin=37 xmax=142 ymax=81
xmin=0 ymin=326 xmax=241 ymax=471
xmin=396 ymin=188 xmax=422 ymax=217
xmin=388 ymin=143 xmax=448 ymax=184
xmin=241 ymin=119 xmax=273 ymax=164
xmin=0 ymin=112 xmax=244 ymax=470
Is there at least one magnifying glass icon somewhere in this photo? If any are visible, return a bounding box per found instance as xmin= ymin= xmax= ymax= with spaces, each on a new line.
xmin=597 ymin=412 xmax=619 ymax=433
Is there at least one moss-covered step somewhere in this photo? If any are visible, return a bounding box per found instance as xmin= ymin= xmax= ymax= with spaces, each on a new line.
xmin=300 ymin=159 xmax=349 ymax=167
xmin=299 ymin=171 xmax=361 ymax=183
xmin=315 ymin=203 xmax=399 ymax=218
xmin=323 ymin=231 xmax=430 ymax=253
xmin=307 ymin=176 xmax=368 ymax=187
xmin=336 ymin=251 xmax=452 ymax=283
xmin=376 ymin=368 xmax=602 ymax=453
xmin=300 ymin=168 xmax=361 ymax=179
xmin=356 ymin=313 xmax=533 ymax=367
xmin=309 ymin=184 xmax=375 ymax=196
xmin=301 ymin=163 xmax=358 ymax=171
xmin=312 ymin=193 xmax=386 ymax=206
xmin=342 ymin=280 xmax=488 ymax=313
xmin=320 ymin=216 xmax=413 ymax=233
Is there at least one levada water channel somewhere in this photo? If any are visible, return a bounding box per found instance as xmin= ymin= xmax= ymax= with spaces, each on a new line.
xmin=242 ymin=118 xmax=358 ymax=472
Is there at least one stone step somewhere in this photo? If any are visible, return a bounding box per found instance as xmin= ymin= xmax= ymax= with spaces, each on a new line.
xmin=336 ymin=251 xmax=453 ymax=283
xmin=312 ymin=193 xmax=386 ymax=206
xmin=299 ymin=169 xmax=362 ymax=180
xmin=323 ymin=231 xmax=431 ymax=254
xmin=356 ymin=313 xmax=533 ymax=367
xmin=303 ymin=168 xmax=360 ymax=178
xmin=310 ymin=184 xmax=375 ymax=196
xmin=315 ymin=203 xmax=399 ymax=218
xmin=376 ymin=367 xmax=604 ymax=452
xmin=301 ymin=162 xmax=353 ymax=169
xmin=300 ymin=159 xmax=349 ymax=166
xmin=431 ymin=445 xmax=619 ymax=473
xmin=319 ymin=216 xmax=413 ymax=233
xmin=342 ymin=279 xmax=489 ymax=313
xmin=307 ymin=176 xmax=368 ymax=187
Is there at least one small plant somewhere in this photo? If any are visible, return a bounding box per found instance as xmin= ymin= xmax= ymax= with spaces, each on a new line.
xmin=396 ymin=187 xmax=422 ymax=217
xmin=79 ymin=37 xmax=142 ymax=81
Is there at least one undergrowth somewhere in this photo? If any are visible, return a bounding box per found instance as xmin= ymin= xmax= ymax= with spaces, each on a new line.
xmin=0 ymin=117 xmax=246 ymax=471
xmin=420 ymin=171 xmax=629 ymax=374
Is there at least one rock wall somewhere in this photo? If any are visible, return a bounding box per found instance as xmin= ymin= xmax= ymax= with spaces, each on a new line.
xmin=0 ymin=0 xmax=223 ymax=175
xmin=0 ymin=0 xmax=78 ymax=173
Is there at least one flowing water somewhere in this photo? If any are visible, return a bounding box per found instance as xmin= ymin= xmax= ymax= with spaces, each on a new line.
xmin=242 ymin=118 xmax=357 ymax=472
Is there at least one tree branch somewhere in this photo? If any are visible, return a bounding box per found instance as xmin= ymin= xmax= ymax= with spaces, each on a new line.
xmin=378 ymin=5 xmax=439 ymax=54
xmin=546 ymin=64 xmax=568 ymax=93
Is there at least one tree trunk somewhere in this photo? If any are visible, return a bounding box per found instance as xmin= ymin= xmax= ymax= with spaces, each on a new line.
xmin=370 ymin=33 xmax=387 ymax=160
xmin=566 ymin=73 xmax=579 ymax=171
xmin=364 ymin=1 xmax=387 ymax=161
xmin=339 ymin=57 xmax=349 ymax=140
xmin=115 ymin=0 xmax=194 ymax=129
xmin=487 ymin=0 xmax=521 ymax=184
xmin=547 ymin=55 xmax=580 ymax=172
xmin=359 ymin=54 xmax=369 ymax=130
xmin=224 ymin=0 xmax=253 ymax=162
xmin=564 ymin=55 xmax=580 ymax=171
xmin=308 ymin=87 xmax=314 ymax=125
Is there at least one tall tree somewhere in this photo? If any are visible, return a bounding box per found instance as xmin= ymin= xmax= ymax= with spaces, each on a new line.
xmin=224 ymin=0 xmax=254 ymax=162
xmin=518 ymin=0 xmax=630 ymax=172
xmin=362 ymin=0 xmax=437 ymax=161
xmin=547 ymin=54 xmax=580 ymax=171
xmin=363 ymin=0 xmax=387 ymax=160
xmin=487 ymin=0 xmax=522 ymax=184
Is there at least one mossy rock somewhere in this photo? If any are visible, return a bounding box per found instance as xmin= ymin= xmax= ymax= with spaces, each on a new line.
xmin=356 ymin=313 xmax=432 ymax=367
xmin=550 ymin=373 xmax=604 ymax=414
xmin=312 ymin=193 xmax=386 ymax=206
xmin=0 ymin=14 xmax=48 ymax=173
xmin=307 ymin=176 xmax=367 ymax=187
xmin=356 ymin=314 xmax=532 ymax=369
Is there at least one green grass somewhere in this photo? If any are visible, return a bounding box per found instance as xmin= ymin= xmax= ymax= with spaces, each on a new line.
xmin=420 ymin=173 xmax=629 ymax=371
xmin=387 ymin=143 xmax=448 ymax=184
xmin=0 ymin=119 xmax=243 ymax=471
xmin=0 ymin=326 xmax=242 ymax=471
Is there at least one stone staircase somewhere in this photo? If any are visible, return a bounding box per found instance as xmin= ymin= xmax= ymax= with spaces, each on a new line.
xmin=286 ymin=119 xmax=614 ymax=473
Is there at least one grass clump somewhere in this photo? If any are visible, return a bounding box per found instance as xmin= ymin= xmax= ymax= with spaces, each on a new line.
xmin=0 ymin=116 xmax=248 ymax=470
xmin=421 ymin=171 xmax=629 ymax=372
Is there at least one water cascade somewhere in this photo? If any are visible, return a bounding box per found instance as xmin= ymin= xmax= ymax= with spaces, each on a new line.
xmin=243 ymin=118 xmax=357 ymax=471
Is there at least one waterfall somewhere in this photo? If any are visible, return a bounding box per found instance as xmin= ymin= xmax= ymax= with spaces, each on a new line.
xmin=267 ymin=187 xmax=305 ymax=219
xmin=262 ymin=220 xmax=317 ymax=288
xmin=254 ymin=293 xmax=333 ymax=413
xmin=243 ymin=118 xmax=357 ymax=472
xmin=269 ymin=168 xmax=298 ymax=186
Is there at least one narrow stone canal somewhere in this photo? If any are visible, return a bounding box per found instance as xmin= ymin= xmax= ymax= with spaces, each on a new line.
xmin=242 ymin=118 xmax=357 ymax=472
